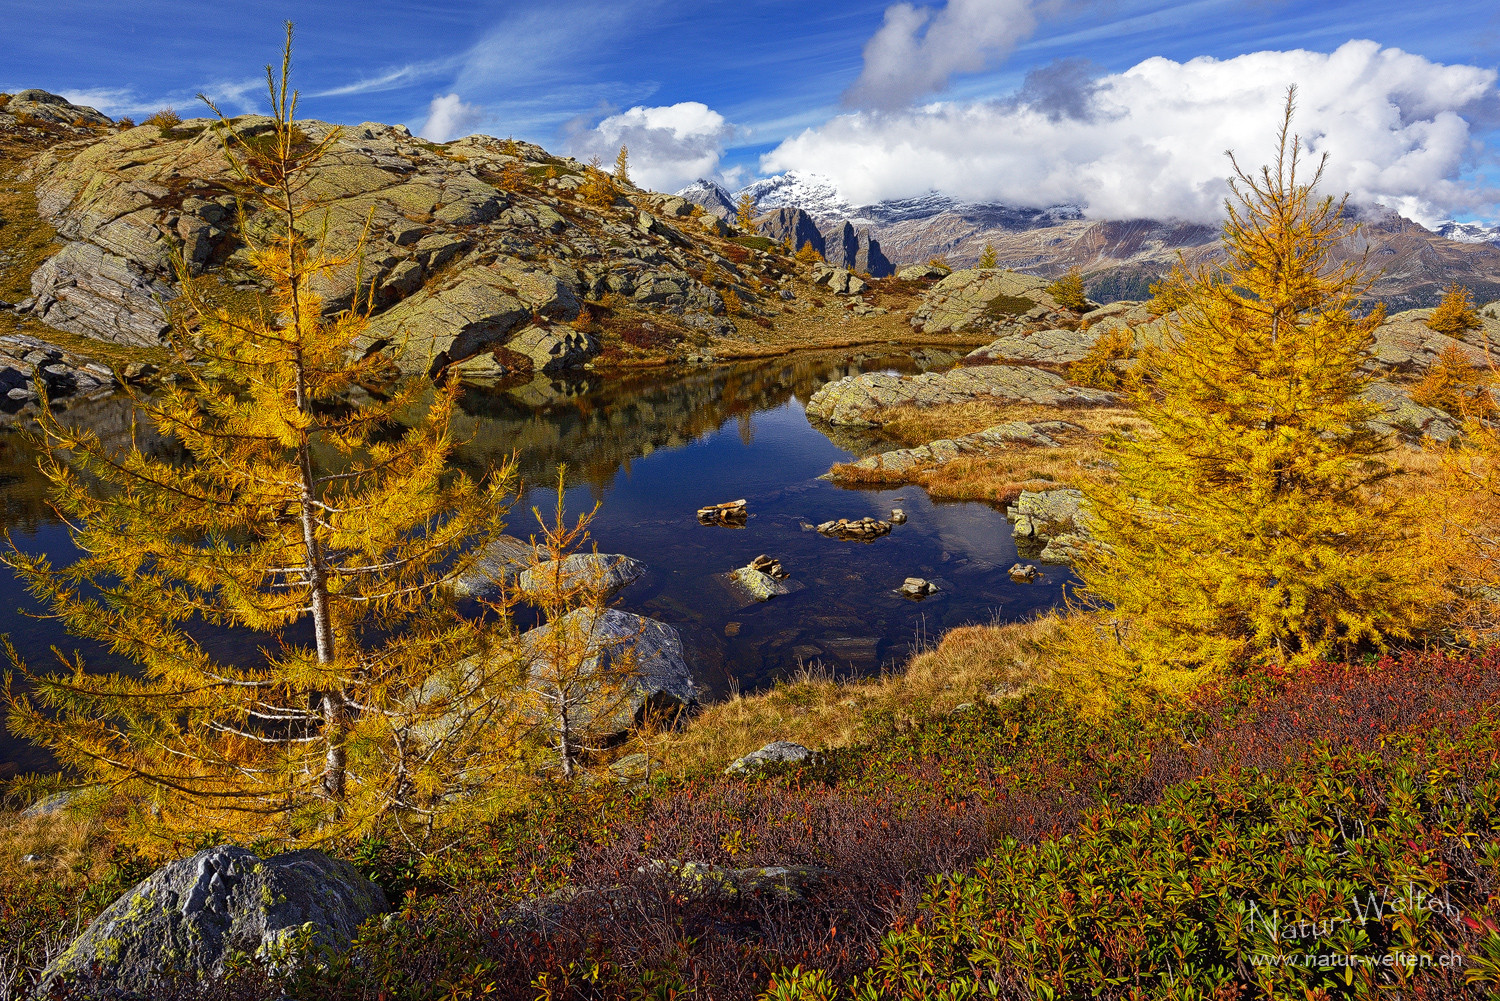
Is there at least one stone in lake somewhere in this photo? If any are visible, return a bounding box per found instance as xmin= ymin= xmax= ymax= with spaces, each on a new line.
xmin=41 ymin=845 xmax=386 ymax=994
xmin=452 ymin=534 xmax=533 ymax=598
xmin=516 ymin=553 xmax=645 ymax=598
xmin=697 ymin=498 xmax=748 ymax=526
xmin=901 ymin=577 xmax=937 ymax=598
xmin=521 ymin=609 xmax=697 ymax=729
xmin=890 ymin=508 xmax=907 ymax=524
xmin=1009 ymin=563 xmax=1040 ymax=583
xmin=815 ymin=516 xmax=893 ymax=542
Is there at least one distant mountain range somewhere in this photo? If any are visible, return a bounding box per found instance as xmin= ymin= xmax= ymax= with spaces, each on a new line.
xmin=677 ymin=172 xmax=1500 ymax=309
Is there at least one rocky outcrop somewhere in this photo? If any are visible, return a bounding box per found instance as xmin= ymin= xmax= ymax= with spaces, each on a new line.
xmin=1368 ymin=307 xmax=1496 ymax=374
xmin=806 ymin=364 xmax=1116 ymax=426
xmin=10 ymin=114 xmax=760 ymax=375
xmin=755 ymin=207 xmax=824 ymax=256
xmin=21 ymin=241 xmax=174 ymax=345
xmin=821 ymin=220 xmax=893 ymax=277
xmin=1363 ymin=381 xmax=1461 ymax=443
xmin=522 ymin=609 xmax=697 ymax=728
xmin=725 ymin=741 xmax=816 ymax=775
xmin=1 ymin=89 xmax=111 ymax=126
xmin=912 ymin=269 xmax=1061 ymax=334
xmin=841 ymin=420 xmax=1077 ymax=476
xmin=1007 ymin=488 xmax=1092 ymax=564
xmin=41 ymin=845 xmax=386 ymax=994
xmin=0 ymin=333 xmax=116 ymax=415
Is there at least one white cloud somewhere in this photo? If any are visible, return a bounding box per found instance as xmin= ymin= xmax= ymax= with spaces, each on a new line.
xmin=566 ymin=102 xmax=736 ymax=193
xmin=419 ymin=93 xmax=485 ymax=142
xmin=764 ymin=41 xmax=1500 ymax=226
xmin=847 ymin=0 xmax=1040 ymax=110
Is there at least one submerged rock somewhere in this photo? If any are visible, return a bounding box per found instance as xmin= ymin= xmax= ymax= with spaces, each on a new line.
xmin=41 ymin=845 xmax=387 ymax=994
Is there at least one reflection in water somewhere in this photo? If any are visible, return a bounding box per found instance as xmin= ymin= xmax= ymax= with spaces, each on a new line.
xmin=453 ymin=348 xmax=1076 ymax=699
xmin=0 ymin=348 xmax=1076 ymax=773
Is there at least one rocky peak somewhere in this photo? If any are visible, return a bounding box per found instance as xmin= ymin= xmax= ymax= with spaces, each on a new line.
xmin=675 ymin=177 xmax=736 ymax=219
xmin=1 ymin=89 xmax=112 ymax=127
xmin=754 ymin=207 xmax=824 ymax=256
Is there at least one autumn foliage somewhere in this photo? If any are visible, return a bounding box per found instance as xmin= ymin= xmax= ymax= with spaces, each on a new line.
xmin=1079 ymin=89 xmax=1434 ymax=674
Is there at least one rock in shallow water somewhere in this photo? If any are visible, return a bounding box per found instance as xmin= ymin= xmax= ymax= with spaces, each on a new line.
xmin=42 ymin=845 xmax=387 ymax=994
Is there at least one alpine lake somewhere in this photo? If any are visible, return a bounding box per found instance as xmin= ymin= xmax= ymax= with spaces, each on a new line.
xmin=0 ymin=348 xmax=1078 ymax=773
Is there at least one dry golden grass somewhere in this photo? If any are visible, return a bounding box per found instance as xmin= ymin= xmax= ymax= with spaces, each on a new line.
xmin=658 ymin=613 xmax=1066 ymax=774
xmin=831 ymin=401 xmax=1144 ymax=504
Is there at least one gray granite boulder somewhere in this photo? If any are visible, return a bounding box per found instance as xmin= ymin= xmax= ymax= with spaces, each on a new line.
xmin=516 ymin=553 xmax=646 ymax=598
xmin=41 ymin=845 xmax=387 ymax=993
xmin=523 ymin=609 xmax=697 ymax=729
xmin=452 ymin=534 xmax=533 ymax=598
xmin=725 ymin=741 xmax=816 ymax=775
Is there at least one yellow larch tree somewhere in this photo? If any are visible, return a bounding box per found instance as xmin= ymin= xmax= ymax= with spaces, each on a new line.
xmin=736 ymin=191 xmax=757 ymax=233
xmin=1426 ymin=282 xmax=1482 ymax=337
xmin=613 ymin=144 xmax=631 ymax=185
xmin=1078 ymin=88 xmax=1434 ymax=673
xmin=3 ymin=26 xmax=529 ymax=845
xmin=977 ymin=243 xmax=998 ymax=268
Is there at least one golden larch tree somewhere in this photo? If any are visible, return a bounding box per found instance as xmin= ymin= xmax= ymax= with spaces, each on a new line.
xmin=3 ymin=27 xmax=529 ymax=845
xmin=977 ymin=243 xmax=998 ymax=268
xmin=736 ymin=191 xmax=757 ymax=233
xmin=1427 ymin=282 xmax=1482 ymax=337
xmin=613 ymin=144 xmax=630 ymax=185
xmin=1078 ymin=88 xmax=1433 ymax=672
xmin=1047 ymin=269 xmax=1088 ymax=311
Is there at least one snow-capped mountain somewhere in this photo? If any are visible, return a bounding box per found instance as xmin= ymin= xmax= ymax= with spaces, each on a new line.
xmin=675 ymin=177 xmax=737 ymax=219
xmin=1436 ymin=220 xmax=1500 ymax=246
xmin=735 ymin=171 xmax=858 ymax=224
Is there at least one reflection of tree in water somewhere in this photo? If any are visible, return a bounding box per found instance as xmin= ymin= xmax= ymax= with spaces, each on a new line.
xmin=447 ymin=349 xmax=961 ymax=492
xmin=0 ymin=396 xmax=178 ymax=533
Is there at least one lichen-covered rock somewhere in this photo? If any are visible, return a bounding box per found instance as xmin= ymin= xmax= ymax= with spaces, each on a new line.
xmin=842 ymin=420 xmax=1077 ymax=475
xmin=522 ymin=609 xmax=697 ymax=728
xmin=806 ymin=365 xmax=1115 ymax=426
xmin=452 ymin=534 xmax=533 ymax=598
xmin=897 ymin=263 xmax=950 ymax=281
xmin=964 ymin=326 xmax=1103 ymax=365
xmin=912 ymin=268 xmax=1059 ymax=333
xmin=1363 ymin=381 xmax=1461 ymax=443
xmin=1007 ymin=489 xmax=1093 ymax=564
xmin=517 ymin=553 xmax=646 ymax=598
xmin=1368 ymin=309 xmax=1492 ymax=373
xmin=725 ymin=741 xmax=816 ymax=775
xmin=41 ymin=845 xmax=387 ymax=994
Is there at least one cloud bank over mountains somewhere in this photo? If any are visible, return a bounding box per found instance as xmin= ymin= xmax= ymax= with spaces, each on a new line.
xmin=764 ymin=40 xmax=1499 ymax=227
xmin=565 ymin=102 xmax=738 ymax=192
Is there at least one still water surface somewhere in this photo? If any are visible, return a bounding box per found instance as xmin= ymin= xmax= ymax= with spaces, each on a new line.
xmin=0 ymin=349 xmax=1076 ymax=773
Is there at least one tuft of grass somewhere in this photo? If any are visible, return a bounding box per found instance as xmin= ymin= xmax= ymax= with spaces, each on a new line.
xmin=657 ymin=614 xmax=1064 ymax=774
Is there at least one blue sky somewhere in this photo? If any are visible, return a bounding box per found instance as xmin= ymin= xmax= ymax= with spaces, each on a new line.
xmin=4 ymin=0 xmax=1498 ymax=222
